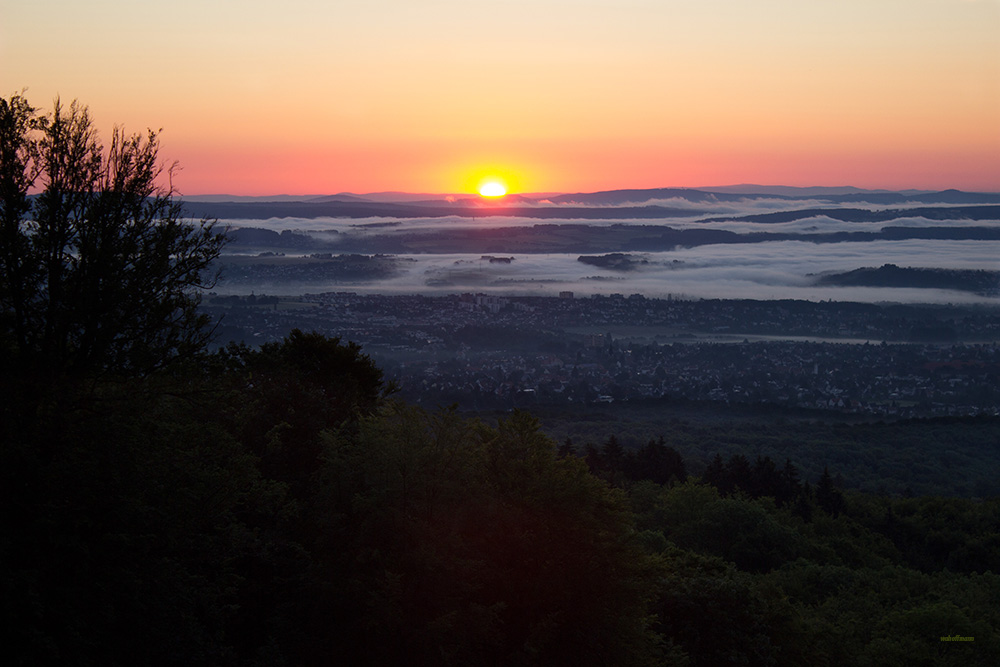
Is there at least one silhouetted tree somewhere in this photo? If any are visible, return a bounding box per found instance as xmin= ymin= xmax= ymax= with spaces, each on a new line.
xmin=816 ymin=466 xmax=845 ymax=516
xmin=631 ymin=436 xmax=687 ymax=485
xmin=778 ymin=458 xmax=802 ymax=507
xmin=1 ymin=94 xmax=230 ymax=665
xmin=750 ymin=455 xmax=780 ymax=499
xmin=726 ymin=454 xmax=753 ymax=495
xmin=0 ymin=93 xmax=224 ymax=384
xmin=602 ymin=434 xmax=625 ymax=467
xmin=703 ymin=453 xmax=726 ymax=488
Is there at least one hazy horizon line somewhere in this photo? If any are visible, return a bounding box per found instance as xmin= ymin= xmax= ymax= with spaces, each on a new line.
xmin=181 ymin=184 xmax=1000 ymax=202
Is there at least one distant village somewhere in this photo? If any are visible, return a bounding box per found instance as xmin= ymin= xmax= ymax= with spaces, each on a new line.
xmin=204 ymin=292 xmax=1000 ymax=419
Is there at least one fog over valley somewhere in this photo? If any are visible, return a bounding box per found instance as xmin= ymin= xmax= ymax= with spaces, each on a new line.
xmin=202 ymin=187 xmax=1000 ymax=304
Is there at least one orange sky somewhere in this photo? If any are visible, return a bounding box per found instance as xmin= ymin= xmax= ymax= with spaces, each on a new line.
xmin=3 ymin=0 xmax=998 ymax=195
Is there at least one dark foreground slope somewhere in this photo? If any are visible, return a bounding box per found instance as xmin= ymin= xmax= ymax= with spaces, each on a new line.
xmin=3 ymin=333 xmax=660 ymax=666
xmin=5 ymin=331 xmax=998 ymax=666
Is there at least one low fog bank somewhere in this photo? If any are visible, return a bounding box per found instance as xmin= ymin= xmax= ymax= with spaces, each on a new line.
xmin=208 ymin=194 xmax=999 ymax=304
xmin=217 ymin=213 xmax=1000 ymax=240
xmin=213 ymin=240 xmax=1000 ymax=305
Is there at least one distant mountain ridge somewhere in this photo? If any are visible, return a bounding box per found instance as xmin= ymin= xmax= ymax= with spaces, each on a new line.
xmin=183 ymin=201 xmax=707 ymax=221
xmin=702 ymin=205 xmax=1000 ymax=224
xmin=181 ymin=187 xmax=1000 ymax=220
xmin=697 ymin=184 xmax=933 ymax=196
xmin=544 ymin=187 xmax=1000 ymax=207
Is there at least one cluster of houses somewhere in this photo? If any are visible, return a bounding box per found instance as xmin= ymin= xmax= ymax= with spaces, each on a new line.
xmin=203 ymin=291 xmax=1000 ymax=418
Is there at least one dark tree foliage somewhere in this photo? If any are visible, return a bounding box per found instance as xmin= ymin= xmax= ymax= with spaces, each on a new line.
xmin=0 ymin=93 xmax=224 ymax=383
xmin=1 ymin=94 xmax=227 ymax=666
xmin=629 ymin=473 xmax=1000 ymax=665
xmin=652 ymin=547 xmax=800 ymax=667
xmin=222 ymin=329 xmax=386 ymax=487
xmin=580 ymin=434 xmax=687 ymax=488
xmin=817 ymin=466 xmax=846 ymax=517
xmin=557 ymin=436 xmax=575 ymax=457
xmin=630 ymin=436 xmax=688 ymax=486
xmin=726 ymin=453 xmax=753 ymax=494
xmin=1 ymin=380 xmax=263 ymax=666
xmin=0 ymin=94 xmax=40 ymax=341
xmin=703 ymin=453 xmax=726 ymax=488
xmin=700 ymin=451 xmax=807 ymax=509
xmin=310 ymin=406 xmax=663 ymax=667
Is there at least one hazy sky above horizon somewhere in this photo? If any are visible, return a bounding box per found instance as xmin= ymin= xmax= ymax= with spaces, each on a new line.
xmin=3 ymin=0 xmax=998 ymax=195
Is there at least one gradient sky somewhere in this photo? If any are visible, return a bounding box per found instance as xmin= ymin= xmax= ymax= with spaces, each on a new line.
xmin=3 ymin=0 xmax=998 ymax=195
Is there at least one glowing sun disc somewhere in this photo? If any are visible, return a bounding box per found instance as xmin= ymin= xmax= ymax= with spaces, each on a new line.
xmin=478 ymin=181 xmax=507 ymax=197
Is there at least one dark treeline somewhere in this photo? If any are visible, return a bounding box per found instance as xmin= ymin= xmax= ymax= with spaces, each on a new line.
xmin=574 ymin=435 xmax=1000 ymax=577
xmin=5 ymin=337 xmax=999 ymax=665
xmin=542 ymin=409 xmax=1000 ymax=498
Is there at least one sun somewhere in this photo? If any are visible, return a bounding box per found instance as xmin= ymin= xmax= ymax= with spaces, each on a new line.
xmin=478 ymin=180 xmax=507 ymax=198
xmin=454 ymin=163 xmax=529 ymax=198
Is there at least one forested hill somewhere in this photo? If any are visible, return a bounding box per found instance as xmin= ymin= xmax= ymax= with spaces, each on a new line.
xmin=702 ymin=204 xmax=1000 ymax=224
xmin=181 ymin=199 xmax=704 ymax=220
xmin=222 ymin=221 xmax=1000 ymax=256
xmin=181 ymin=195 xmax=1000 ymax=223
xmin=815 ymin=264 xmax=1000 ymax=295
